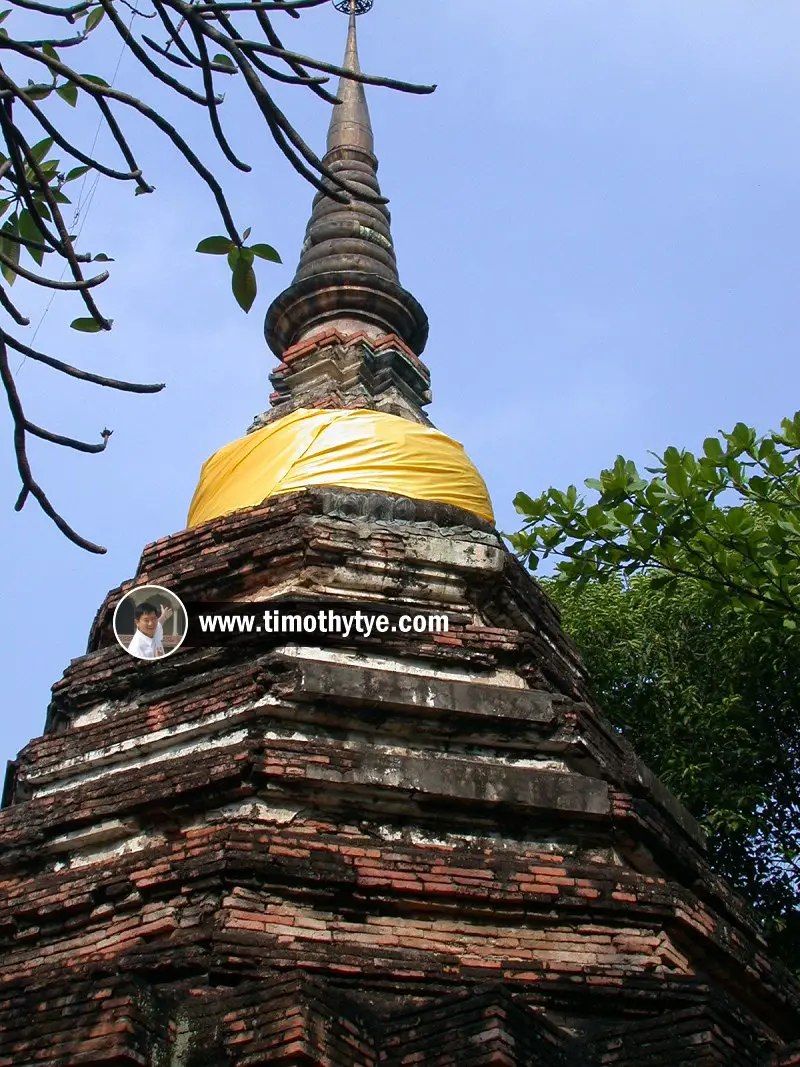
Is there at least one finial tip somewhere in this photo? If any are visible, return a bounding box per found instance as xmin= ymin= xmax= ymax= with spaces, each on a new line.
xmin=333 ymin=0 xmax=374 ymax=13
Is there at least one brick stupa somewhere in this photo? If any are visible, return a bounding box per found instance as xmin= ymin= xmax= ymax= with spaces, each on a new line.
xmin=2 ymin=5 xmax=800 ymax=1064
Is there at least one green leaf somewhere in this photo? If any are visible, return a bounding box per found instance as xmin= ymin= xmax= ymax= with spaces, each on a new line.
xmin=731 ymin=421 xmax=755 ymax=450
xmin=70 ymin=317 xmax=105 ymax=332
xmin=212 ymin=53 xmax=237 ymax=72
xmin=0 ymin=234 xmax=19 ymax=284
xmin=17 ymin=209 xmax=40 ymax=241
xmin=196 ymin=235 xmax=233 ymax=255
xmin=30 ymin=137 xmax=53 ymax=163
xmin=550 ymin=487 xmax=569 ymax=512
xmin=85 ymin=6 xmax=105 ymax=31
xmin=56 ymin=82 xmax=79 ymax=107
xmin=513 ymin=491 xmax=542 ymax=518
xmin=703 ymin=437 xmax=724 ymax=461
xmin=92 ymin=252 xmax=113 ymax=262
xmin=613 ymin=502 xmax=636 ymax=526
xmin=664 ymin=461 xmax=689 ymax=496
xmin=0 ymin=10 xmax=11 ymax=24
xmin=585 ymin=503 xmax=611 ymax=532
xmin=231 ymin=259 xmax=257 ymax=312
xmin=2 ymin=210 xmax=19 ymax=234
xmin=25 ymin=84 xmax=53 ymax=101
xmin=779 ymin=413 xmax=800 ymax=448
xmin=250 ymin=243 xmax=282 ymax=264
xmin=81 ymin=74 xmax=110 ymax=87
xmin=242 ymin=226 xmax=251 ymax=240
xmin=65 ymin=164 xmax=91 ymax=182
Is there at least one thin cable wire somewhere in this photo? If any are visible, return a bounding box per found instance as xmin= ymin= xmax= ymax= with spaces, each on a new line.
xmin=15 ymin=12 xmax=137 ymax=372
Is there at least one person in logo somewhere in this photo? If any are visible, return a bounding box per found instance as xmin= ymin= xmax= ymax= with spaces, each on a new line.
xmin=127 ymin=601 xmax=173 ymax=659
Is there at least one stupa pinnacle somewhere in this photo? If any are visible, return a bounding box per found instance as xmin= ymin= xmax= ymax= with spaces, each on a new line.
xmin=264 ymin=0 xmax=428 ymax=361
xmin=326 ymin=1 xmax=375 ymax=174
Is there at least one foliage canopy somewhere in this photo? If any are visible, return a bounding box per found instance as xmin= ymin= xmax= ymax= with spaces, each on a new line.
xmin=512 ymin=414 xmax=800 ymax=969
xmin=512 ymin=412 xmax=800 ymax=623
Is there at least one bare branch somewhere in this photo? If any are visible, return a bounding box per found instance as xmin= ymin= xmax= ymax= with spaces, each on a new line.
xmin=190 ymin=21 xmax=251 ymax=171
xmin=0 ymin=41 xmax=242 ymax=239
xmin=0 ymin=334 xmax=105 ymax=553
xmin=0 ymin=227 xmax=57 ymax=255
xmin=191 ymin=28 xmax=437 ymax=95
xmin=19 ymin=34 xmax=87 ymax=47
xmin=0 ymin=247 xmax=108 ymax=288
xmin=0 ymin=71 xmax=145 ymax=183
xmin=25 ymin=419 xmax=112 ymax=453
xmin=254 ymin=9 xmax=338 ymax=103
xmin=151 ymin=0 xmax=208 ymax=68
xmin=204 ymin=5 xmax=333 ymax=89
xmin=92 ymin=94 xmax=154 ymax=193
xmin=141 ymin=33 xmax=194 ymax=70
xmin=114 ymin=0 xmax=157 ymax=18
xmin=4 ymin=333 xmax=165 ymax=393
xmin=195 ymin=0 xmax=330 ymax=10
xmin=0 ymin=286 xmax=31 ymax=326
xmin=7 ymin=0 xmax=90 ymax=18
xmin=186 ymin=16 xmax=361 ymax=201
xmin=98 ymin=0 xmax=216 ymax=107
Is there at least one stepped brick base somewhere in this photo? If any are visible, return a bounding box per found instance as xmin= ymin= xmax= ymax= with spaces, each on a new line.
xmin=2 ymin=489 xmax=798 ymax=1065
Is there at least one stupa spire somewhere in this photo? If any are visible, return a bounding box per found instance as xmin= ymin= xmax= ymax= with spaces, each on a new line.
xmin=263 ymin=0 xmax=429 ymax=363
xmin=326 ymin=0 xmax=374 ymax=157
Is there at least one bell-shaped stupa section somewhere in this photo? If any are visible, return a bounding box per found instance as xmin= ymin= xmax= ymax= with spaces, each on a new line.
xmin=188 ymin=407 xmax=494 ymax=528
xmin=191 ymin=1 xmax=477 ymax=528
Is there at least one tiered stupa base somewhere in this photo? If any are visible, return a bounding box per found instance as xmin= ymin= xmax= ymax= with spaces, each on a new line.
xmin=1 ymin=489 xmax=799 ymax=1065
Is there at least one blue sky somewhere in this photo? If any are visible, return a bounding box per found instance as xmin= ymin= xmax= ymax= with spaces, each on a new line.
xmin=2 ymin=0 xmax=799 ymax=769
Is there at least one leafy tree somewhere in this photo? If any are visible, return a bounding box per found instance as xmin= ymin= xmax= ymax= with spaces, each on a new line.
xmin=543 ymin=573 xmax=800 ymax=969
xmin=511 ymin=412 xmax=800 ymax=622
xmin=511 ymin=413 xmax=800 ymax=969
xmin=0 ymin=0 xmax=431 ymax=550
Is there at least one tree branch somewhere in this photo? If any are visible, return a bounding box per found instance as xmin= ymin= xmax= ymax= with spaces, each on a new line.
xmin=4 ymin=333 xmax=165 ymax=393
xmin=0 ymin=334 xmax=105 ymax=552
xmin=25 ymin=419 xmax=112 ymax=453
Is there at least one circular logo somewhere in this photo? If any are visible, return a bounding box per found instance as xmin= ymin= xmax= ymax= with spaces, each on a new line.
xmin=113 ymin=585 xmax=188 ymax=661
